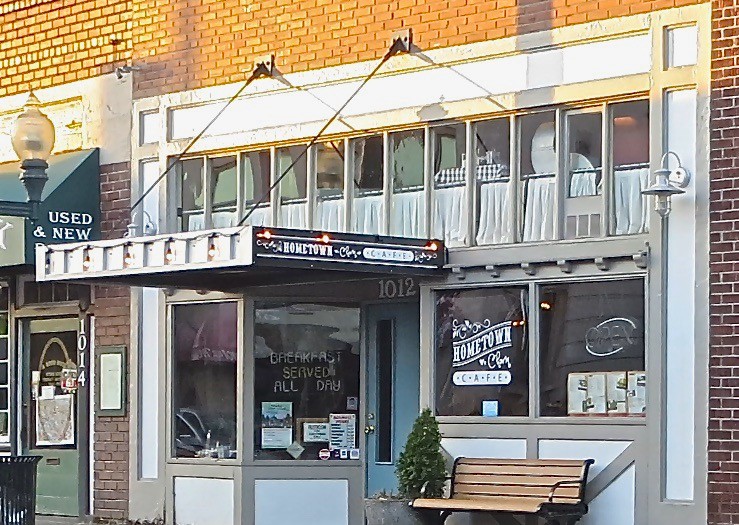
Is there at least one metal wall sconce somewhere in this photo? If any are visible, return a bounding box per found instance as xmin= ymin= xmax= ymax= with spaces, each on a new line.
xmin=642 ymin=151 xmax=690 ymax=218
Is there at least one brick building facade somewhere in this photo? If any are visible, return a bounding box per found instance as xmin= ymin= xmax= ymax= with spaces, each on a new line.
xmin=709 ymin=0 xmax=739 ymax=523
xmin=0 ymin=0 xmax=730 ymax=523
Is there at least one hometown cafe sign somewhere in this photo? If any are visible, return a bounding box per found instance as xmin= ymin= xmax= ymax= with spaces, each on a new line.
xmin=451 ymin=318 xmax=514 ymax=387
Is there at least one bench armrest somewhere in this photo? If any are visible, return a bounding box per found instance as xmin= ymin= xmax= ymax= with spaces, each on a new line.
xmin=547 ymin=480 xmax=583 ymax=502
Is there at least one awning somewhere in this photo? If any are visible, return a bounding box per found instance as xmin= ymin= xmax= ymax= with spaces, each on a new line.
xmin=35 ymin=226 xmax=447 ymax=292
xmin=0 ymin=149 xmax=100 ymax=269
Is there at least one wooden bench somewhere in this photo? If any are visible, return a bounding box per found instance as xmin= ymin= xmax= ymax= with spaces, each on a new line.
xmin=412 ymin=458 xmax=594 ymax=525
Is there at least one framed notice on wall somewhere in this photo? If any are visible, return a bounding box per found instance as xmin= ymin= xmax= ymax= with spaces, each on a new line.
xmin=95 ymin=346 xmax=127 ymax=416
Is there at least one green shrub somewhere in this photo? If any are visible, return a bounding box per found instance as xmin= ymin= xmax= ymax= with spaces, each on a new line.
xmin=396 ymin=408 xmax=447 ymax=499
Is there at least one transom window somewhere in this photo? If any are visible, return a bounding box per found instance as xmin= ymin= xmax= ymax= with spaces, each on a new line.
xmin=171 ymin=99 xmax=650 ymax=244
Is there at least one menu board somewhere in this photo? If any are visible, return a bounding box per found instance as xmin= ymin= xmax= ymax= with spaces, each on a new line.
xmin=329 ymin=414 xmax=356 ymax=450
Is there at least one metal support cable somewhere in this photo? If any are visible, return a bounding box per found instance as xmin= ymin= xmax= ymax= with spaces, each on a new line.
xmin=237 ymin=39 xmax=407 ymax=229
xmin=129 ymin=63 xmax=272 ymax=214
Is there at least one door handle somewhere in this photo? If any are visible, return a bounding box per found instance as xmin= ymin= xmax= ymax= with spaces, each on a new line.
xmin=364 ymin=425 xmax=375 ymax=435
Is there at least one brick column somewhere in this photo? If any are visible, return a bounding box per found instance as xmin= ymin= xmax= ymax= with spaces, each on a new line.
xmin=92 ymin=162 xmax=131 ymax=520
xmin=709 ymin=0 xmax=739 ymax=523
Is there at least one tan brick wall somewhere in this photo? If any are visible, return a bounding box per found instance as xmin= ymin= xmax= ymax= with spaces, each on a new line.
xmin=0 ymin=0 xmax=131 ymax=96
xmin=91 ymin=161 xmax=131 ymax=520
xmin=130 ymin=0 xmax=706 ymax=99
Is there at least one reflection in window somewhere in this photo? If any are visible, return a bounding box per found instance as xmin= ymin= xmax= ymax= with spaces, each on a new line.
xmin=352 ymin=135 xmax=384 ymax=234
xmin=172 ymin=302 xmax=238 ymax=459
xmin=520 ymin=112 xmax=556 ymax=242
xmin=315 ymin=141 xmax=345 ymax=231
xmin=432 ymin=124 xmax=467 ymax=247
xmin=435 ymin=288 xmax=528 ymax=417
xmin=179 ymin=158 xmax=204 ymax=232
xmin=564 ymin=112 xmax=602 ymax=239
xmin=612 ymin=100 xmax=649 ymax=235
xmin=242 ymin=149 xmax=272 ymax=227
xmin=390 ymin=129 xmax=425 ymax=237
xmin=254 ymin=303 xmax=361 ymax=461
xmin=0 ymin=286 xmax=7 ymax=442
xmin=539 ymin=280 xmax=645 ymax=417
xmin=474 ymin=119 xmax=512 ymax=246
xmin=210 ymin=156 xmax=237 ymax=228
xmin=278 ymin=146 xmax=308 ymax=228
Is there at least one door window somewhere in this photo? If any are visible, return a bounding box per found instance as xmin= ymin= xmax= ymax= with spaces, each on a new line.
xmin=28 ymin=320 xmax=79 ymax=448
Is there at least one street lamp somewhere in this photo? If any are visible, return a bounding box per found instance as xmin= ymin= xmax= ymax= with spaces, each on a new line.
xmin=641 ymin=151 xmax=689 ymax=219
xmin=9 ymin=92 xmax=55 ymax=221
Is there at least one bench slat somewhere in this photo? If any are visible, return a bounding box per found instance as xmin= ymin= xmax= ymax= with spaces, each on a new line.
xmin=456 ymin=458 xmax=588 ymax=467
xmin=413 ymin=496 xmax=543 ymax=514
xmin=456 ymin=464 xmax=585 ymax=477
xmin=454 ymin=482 xmax=581 ymax=499
xmin=454 ymin=473 xmax=583 ymax=486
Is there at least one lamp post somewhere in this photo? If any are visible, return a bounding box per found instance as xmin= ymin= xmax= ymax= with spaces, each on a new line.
xmin=0 ymin=92 xmax=55 ymax=221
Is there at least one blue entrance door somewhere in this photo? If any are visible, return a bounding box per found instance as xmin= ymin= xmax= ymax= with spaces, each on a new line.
xmin=365 ymin=302 xmax=420 ymax=497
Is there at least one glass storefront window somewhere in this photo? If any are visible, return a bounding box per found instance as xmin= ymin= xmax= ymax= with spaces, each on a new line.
xmin=172 ymin=302 xmax=238 ymax=459
xmin=612 ymin=100 xmax=650 ymax=235
xmin=390 ymin=129 xmax=425 ymax=238
xmin=564 ymin=111 xmax=603 ymax=239
xmin=432 ymin=123 xmax=467 ymax=247
xmin=474 ymin=118 xmax=512 ymax=246
xmin=179 ymin=158 xmax=205 ymax=232
xmin=539 ymin=280 xmax=646 ymax=417
xmin=520 ymin=112 xmax=556 ymax=242
xmin=277 ymin=146 xmax=309 ymax=229
xmin=435 ymin=287 xmax=529 ymax=417
xmin=254 ymin=303 xmax=360 ymax=461
xmin=210 ymin=156 xmax=238 ymax=228
xmin=242 ymin=149 xmax=272 ymax=227
xmin=315 ymin=141 xmax=345 ymax=231
xmin=351 ymin=135 xmax=384 ymax=234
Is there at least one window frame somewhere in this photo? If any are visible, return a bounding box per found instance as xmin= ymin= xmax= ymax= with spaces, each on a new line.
xmin=169 ymin=97 xmax=651 ymax=246
xmin=431 ymin=274 xmax=649 ymax=425
xmin=166 ymin=298 xmax=244 ymax=465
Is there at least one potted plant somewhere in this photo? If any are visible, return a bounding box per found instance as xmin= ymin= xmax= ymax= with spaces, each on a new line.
xmin=364 ymin=408 xmax=447 ymax=525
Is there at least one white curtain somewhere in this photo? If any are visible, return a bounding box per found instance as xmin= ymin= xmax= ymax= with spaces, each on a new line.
xmin=523 ymin=177 xmax=556 ymax=242
xmin=241 ymin=206 xmax=271 ymax=227
xmin=569 ymin=170 xmax=599 ymax=197
xmin=614 ymin=167 xmax=649 ymax=235
xmin=315 ymin=198 xmax=345 ymax=232
xmin=433 ymin=186 xmax=467 ymax=247
xmin=352 ymin=194 xmax=383 ymax=234
xmin=391 ymin=190 xmax=424 ymax=238
xmin=280 ymin=202 xmax=307 ymax=229
xmin=476 ymin=183 xmax=512 ymax=245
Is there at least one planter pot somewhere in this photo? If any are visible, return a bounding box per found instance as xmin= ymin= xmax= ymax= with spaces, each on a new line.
xmin=364 ymin=498 xmax=427 ymax=525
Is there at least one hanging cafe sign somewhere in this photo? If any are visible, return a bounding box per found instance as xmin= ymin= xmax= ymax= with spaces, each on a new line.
xmin=35 ymin=226 xmax=446 ymax=288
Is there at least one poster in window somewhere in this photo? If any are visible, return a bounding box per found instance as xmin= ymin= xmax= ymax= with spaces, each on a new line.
xmin=36 ymin=394 xmax=74 ymax=446
xmin=261 ymin=401 xmax=293 ymax=449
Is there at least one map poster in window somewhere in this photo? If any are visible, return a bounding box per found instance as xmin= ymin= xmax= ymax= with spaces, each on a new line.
xmin=329 ymin=413 xmax=356 ymax=450
xmin=36 ymin=394 xmax=74 ymax=446
xmin=261 ymin=401 xmax=293 ymax=449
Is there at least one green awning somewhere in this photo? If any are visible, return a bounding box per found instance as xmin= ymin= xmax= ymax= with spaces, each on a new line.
xmin=0 ymin=148 xmax=100 ymax=269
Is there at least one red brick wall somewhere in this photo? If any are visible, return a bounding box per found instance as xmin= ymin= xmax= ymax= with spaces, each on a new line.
xmin=92 ymin=161 xmax=131 ymax=520
xmin=0 ymin=0 xmax=131 ymax=96
xmin=709 ymin=0 xmax=739 ymax=523
xmin=129 ymin=0 xmax=706 ymax=99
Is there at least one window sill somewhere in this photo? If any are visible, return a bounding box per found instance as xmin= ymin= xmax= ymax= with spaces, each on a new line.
xmin=436 ymin=415 xmax=647 ymax=425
